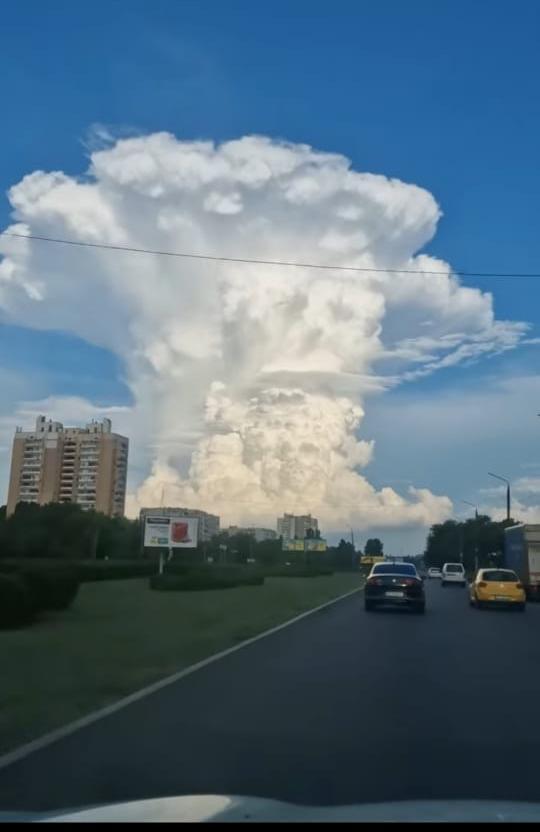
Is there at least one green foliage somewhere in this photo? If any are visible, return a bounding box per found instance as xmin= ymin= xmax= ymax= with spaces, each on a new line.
xmin=365 ymin=538 xmax=384 ymax=556
xmin=21 ymin=567 xmax=80 ymax=611
xmin=329 ymin=539 xmax=357 ymax=571
xmin=254 ymin=539 xmax=283 ymax=566
xmin=425 ymin=515 xmax=514 ymax=571
xmin=0 ymin=502 xmax=141 ymax=561
xmin=76 ymin=560 xmax=156 ymax=582
xmin=0 ymin=558 xmax=157 ymax=583
xmin=0 ymin=574 xmax=35 ymax=629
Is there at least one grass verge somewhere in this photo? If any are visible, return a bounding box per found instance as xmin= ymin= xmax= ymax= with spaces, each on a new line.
xmin=0 ymin=572 xmax=362 ymax=754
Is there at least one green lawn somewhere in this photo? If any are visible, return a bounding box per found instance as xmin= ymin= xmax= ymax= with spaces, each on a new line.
xmin=0 ymin=572 xmax=362 ymax=754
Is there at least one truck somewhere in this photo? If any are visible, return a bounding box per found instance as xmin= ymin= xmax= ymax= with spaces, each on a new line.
xmin=504 ymin=524 xmax=540 ymax=600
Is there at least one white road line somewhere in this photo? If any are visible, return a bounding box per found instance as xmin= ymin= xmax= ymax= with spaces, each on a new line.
xmin=0 ymin=584 xmax=363 ymax=771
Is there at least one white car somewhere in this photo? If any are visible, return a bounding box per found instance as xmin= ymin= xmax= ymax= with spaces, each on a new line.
xmin=427 ymin=567 xmax=442 ymax=579
xmin=441 ymin=562 xmax=466 ymax=586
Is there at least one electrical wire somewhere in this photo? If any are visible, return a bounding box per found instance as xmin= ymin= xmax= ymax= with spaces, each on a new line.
xmin=2 ymin=230 xmax=539 ymax=278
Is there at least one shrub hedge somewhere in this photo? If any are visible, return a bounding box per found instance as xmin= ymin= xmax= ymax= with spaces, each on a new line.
xmin=0 ymin=574 xmax=36 ymax=629
xmin=0 ymin=559 xmax=156 ymax=582
xmin=21 ymin=567 xmax=80 ymax=612
xmin=76 ymin=561 xmax=156 ymax=582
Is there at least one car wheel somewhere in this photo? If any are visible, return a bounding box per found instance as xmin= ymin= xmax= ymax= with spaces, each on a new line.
xmin=469 ymin=595 xmax=475 ymax=607
xmin=441 ymin=581 xmax=446 ymax=587
xmin=364 ymin=600 xmax=374 ymax=612
xmin=518 ymin=603 xmax=526 ymax=612
xmin=415 ymin=603 xmax=425 ymax=614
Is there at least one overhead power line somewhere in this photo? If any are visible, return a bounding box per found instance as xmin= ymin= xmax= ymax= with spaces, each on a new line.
xmin=1 ymin=229 xmax=539 ymax=278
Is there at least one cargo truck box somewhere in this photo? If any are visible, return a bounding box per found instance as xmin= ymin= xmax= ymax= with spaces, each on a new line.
xmin=504 ymin=524 xmax=540 ymax=599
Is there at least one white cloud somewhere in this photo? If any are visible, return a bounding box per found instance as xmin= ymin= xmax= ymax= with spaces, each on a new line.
xmin=0 ymin=133 xmax=530 ymax=530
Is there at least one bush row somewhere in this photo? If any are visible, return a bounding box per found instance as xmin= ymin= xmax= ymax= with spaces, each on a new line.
xmin=0 ymin=566 xmax=80 ymax=629
xmin=0 ymin=558 xmax=333 ymax=581
xmin=150 ymin=571 xmax=265 ymax=592
xmin=0 ymin=559 xmax=157 ymax=582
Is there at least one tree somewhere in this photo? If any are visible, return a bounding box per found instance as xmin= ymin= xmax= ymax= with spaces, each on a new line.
xmin=425 ymin=515 xmax=515 ymax=571
xmin=329 ymin=539 xmax=357 ymax=571
xmin=0 ymin=502 xmax=142 ymax=561
xmin=365 ymin=538 xmax=383 ymax=556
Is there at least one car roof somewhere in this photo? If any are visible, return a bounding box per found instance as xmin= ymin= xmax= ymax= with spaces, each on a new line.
xmin=370 ymin=562 xmax=417 ymax=574
xmin=478 ymin=568 xmax=516 ymax=576
xmin=443 ymin=562 xmax=464 ymax=567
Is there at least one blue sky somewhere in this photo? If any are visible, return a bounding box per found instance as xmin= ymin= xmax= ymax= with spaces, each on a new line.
xmin=1 ymin=0 xmax=540 ymax=548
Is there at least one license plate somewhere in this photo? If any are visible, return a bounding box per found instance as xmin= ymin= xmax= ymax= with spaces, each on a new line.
xmin=386 ymin=591 xmax=404 ymax=598
xmin=494 ymin=595 xmax=510 ymax=601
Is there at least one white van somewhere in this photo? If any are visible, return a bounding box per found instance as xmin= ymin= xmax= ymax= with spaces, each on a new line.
xmin=441 ymin=562 xmax=466 ymax=586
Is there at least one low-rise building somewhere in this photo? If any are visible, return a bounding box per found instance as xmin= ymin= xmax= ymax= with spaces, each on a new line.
xmin=227 ymin=526 xmax=277 ymax=543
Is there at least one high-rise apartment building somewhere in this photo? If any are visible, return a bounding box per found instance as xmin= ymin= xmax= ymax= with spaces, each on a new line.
xmin=139 ymin=507 xmax=220 ymax=542
xmin=6 ymin=415 xmax=128 ymax=517
xmin=277 ymin=513 xmax=319 ymax=540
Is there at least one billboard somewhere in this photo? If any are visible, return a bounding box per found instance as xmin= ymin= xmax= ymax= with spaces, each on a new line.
xmin=282 ymin=538 xmax=327 ymax=552
xmin=144 ymin=515 xmax=199 ymax=548
xmin=283 ymin=539 xmax=305 ymax=552
xmin=305 ymin=539 xmax=327 ymax=552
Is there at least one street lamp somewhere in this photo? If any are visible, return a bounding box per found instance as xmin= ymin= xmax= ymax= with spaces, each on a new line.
xmin=461 ymin=500 xmax=478 ymax=519
xmin=461 ymin=501 xmax=479 ymax=572
xmin=488 ymin=472 xmax=511 ymax=521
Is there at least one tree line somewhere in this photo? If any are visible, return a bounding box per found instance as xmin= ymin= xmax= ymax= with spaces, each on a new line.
xmin=0 ymin=502 xmax=140 ymax=560
xmin=0 ymin=503 xmax=374 ymax=571
xmin=424 ymin=514 xmax=514 ymax=571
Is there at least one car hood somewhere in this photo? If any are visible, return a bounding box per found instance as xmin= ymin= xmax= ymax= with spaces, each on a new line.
xmin=9 ymin=795 xmax=540 ymax=823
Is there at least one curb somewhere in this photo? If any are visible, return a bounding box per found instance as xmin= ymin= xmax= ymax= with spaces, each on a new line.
xmin=0 ymin=583 xmax=363 ymax=771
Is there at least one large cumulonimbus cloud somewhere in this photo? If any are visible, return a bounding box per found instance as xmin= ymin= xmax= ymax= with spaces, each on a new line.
xmin=0 ymin=133 xmax=528 ymax=529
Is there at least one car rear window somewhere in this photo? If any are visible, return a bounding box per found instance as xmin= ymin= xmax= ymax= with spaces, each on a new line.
xmin=445 ymin=564 xmax=464 ymax=573
xmin=371 ymin=563 xmax=417 ymax=576
xmin=482 ymin=570 xmax=518 ymax=582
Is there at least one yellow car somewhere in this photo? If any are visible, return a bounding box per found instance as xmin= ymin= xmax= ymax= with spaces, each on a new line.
xmin=469 ymin=568 xmax=526 ymax=610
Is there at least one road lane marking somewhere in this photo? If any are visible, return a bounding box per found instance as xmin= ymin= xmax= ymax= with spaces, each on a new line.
xmin=0 ymin=583 xmax=363 ymax=770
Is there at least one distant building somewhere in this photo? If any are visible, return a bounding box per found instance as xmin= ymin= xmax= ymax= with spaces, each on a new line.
xmin=6 ymin=415 xmax=128 ymax=517
xmin=277 ymin=513 xmax=319 ymax=540
xmin=139 ymin=507 xmax=220 ymax=542
xmin=227 ymin=526 xmax=277 ymax=543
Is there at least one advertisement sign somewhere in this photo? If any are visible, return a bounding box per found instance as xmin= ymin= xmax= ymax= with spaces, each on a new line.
xmin=282 ymin=538 xmax=327 ymax=552
xmin=305 ymin=539 xmax=327 ymax=552
xmin=144 ymin=515 xmax=199 ymax=548
xmin=283 ymin=539 xmax=305 ymax=552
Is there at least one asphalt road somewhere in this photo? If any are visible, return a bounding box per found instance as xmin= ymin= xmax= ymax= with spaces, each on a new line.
xmin=2 ymin=580 xmax=540 ymax=813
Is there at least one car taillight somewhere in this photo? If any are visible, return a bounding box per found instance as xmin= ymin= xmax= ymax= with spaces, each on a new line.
xmin=516 ymin=583 xmax=523 ymax=590
xmin=478 ymin=581 xmax=487 ymax=588
xmin=368 ymin=577 xmax=383 ymax=585
xmin=403 ymin=578 xmax=416 ymax=585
